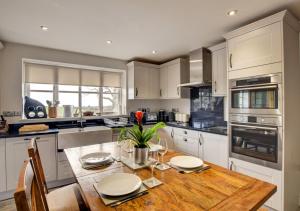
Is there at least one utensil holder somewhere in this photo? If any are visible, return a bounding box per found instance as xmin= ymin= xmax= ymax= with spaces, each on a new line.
xmin=48 ymin=107 xmax=57 ymax=118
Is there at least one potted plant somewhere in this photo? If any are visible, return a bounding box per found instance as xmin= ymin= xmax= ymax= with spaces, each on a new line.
xmin=118 ymin=111 xmax=165 ymax=164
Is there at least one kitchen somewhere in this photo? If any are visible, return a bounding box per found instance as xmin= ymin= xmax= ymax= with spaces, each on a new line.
xmin=0 ymin=1 xmax=300 ymax=211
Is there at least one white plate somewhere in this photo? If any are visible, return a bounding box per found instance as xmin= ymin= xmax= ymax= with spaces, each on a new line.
xmin=170 ymin=156 xmax=203 ymax=169
xmin=80 ymin=152 xmax=112 ymax=165
xmin=94 ymin=173 xmax=142 ymax=196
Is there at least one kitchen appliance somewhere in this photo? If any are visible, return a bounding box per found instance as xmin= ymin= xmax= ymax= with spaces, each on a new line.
xmin=24 ymin=96 xmax=47 ymax=119
xmin=145 ymin=112 xmax=158 ymax=122
xmin=229 ymin=114 xmax=282 ymax=170
xmin=229 ymin=73 xmax=282 ymax=115
xmin=178 ymin=48 xmax=212 ymax=88
xmin=158 ymin=110 xmax=167 ymax=122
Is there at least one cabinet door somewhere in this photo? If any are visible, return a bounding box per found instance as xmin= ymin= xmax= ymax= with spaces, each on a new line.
xmin=134 ymin=66 xmax=149 ymax=99
xmin=229 ymin=158 xmax=282 ymax=210
xmin=160 ymin=66 xmax=168 ymax=98
xmin=202 ymin=133 xmax=228 ymax=168
xmin=212 ymin=47 xmax=227 ymax=96
xmin=173 ymin=135 xmax=199 ymax=157
xmin=0 ymin=139 xmax=6 ymax=192
xmin=6 ymin=135 xmax=57 ymax=191
xmin=148 ymin=67 xmax=160 ymax=99
xmin=167 ymin=63 xmax=181 ymax=98
xmin=157 ymin=126 xmax=174 ymax=150
xmin=228 ymin=22 xmax=282 ymax=71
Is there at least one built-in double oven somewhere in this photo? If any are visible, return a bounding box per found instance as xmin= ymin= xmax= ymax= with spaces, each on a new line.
xmin=229 ymin=73 xmax=283 ymax=170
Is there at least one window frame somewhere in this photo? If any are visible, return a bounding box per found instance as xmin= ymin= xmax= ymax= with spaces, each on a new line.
xmin=22 ymin=59 xmax=126 ymax=117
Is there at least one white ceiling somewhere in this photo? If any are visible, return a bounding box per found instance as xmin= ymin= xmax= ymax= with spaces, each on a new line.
xmin=0 ymin=0 xmax=300 ymax=62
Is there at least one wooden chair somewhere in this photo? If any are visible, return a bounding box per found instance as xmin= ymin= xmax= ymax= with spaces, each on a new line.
xmin=27 ymin=137 xmax=89 ymax=211
xmin=14 ymin=159 xmax=47 ymax=211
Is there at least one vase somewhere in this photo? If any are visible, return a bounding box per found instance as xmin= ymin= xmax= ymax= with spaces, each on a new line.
xmin=134 ymin=147 xmax=149 ymax=164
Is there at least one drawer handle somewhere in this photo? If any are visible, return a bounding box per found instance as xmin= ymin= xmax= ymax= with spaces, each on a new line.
xmin=183 ymin=131 xmax=187 ymax=135
xmin=183 ymin=138 xmax=187 ymax=142
xmin=229 ymin=53 xmax=233 ymax=68
xmin=135 ymin=88 xmax=138 ymax=97
xmin=230 ymin=161 xmax=234 ymax=170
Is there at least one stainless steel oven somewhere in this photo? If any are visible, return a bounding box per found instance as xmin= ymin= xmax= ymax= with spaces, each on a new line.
xmin=229 ymin=74 xmax=282 ymax=115
xmin=229 ymin=114 xmax=282 ymax=170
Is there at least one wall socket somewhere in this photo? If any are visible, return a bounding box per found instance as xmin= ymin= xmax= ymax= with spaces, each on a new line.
xmin=2 ymin=111 xmax=22 ymax=117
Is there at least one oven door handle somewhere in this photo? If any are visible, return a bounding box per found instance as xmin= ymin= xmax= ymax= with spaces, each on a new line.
xmin=230 ymin=123 xmax=277 ymax=131
xmin=230 ymin=84 xmax=278 ymax=91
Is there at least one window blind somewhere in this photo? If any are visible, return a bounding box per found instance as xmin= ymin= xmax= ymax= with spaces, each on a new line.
xmin=25 ymin=63 xmax=122 ymax=88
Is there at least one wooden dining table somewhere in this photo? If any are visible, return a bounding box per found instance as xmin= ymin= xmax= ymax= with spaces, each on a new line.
xmin=64 ymin=142 xmax=276 ymax=211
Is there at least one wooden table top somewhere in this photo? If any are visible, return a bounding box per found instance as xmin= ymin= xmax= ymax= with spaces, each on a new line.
xmin=65 ymin=142 xmax=276 ymax=211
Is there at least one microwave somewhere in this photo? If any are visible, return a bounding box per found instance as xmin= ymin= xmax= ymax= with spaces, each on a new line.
xmin=229 ymin=74 xmax=282 ymax=115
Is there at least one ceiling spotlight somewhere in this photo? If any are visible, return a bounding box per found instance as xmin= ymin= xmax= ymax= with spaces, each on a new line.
xmin=40 ymin=25 xmax=48 ymax=31
xmin=227 ymin=10 xmax=238 ymax=16
xmin=106 ymin=40 xmax=112 ymax=44
xmin=152 ymin=50 xmax=157 ymax=54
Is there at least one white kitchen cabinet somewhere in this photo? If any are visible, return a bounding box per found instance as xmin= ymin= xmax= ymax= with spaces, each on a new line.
xmin=173 ymin=134 xmax=199 ymax=157
xmin=229 ymin=158 xmax=282 ymax=210
xmin=0 ymin=139 xmax=6 ymax=192
xmin=201 ymin=132 xmax=228 ymax=168
xmin=227 ymin=22 xmax=282 ymax=71
xmin=127 ymin=61 xmax=160 ymax=99
xmin=6 ymin=134 xmax=57 ymax=191
xmin=159 ymin=58 xmax=189 ymax=99
xmin=159 ymin=66 xmax=168 ymax=98
xmin=209 ymin=43 xmax=227 ymax=96
xmin=157 ymin=126 xmax=174 ymax=150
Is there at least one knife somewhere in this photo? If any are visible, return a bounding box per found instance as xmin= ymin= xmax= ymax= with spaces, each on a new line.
xmin=110 ymin=191 xmax=149 ymax=207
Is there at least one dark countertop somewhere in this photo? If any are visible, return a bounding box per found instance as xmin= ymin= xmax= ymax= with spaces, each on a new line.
xmin=0 ymin=128 xmax=59 ymax=139
xmin=166 ymin=122 xmax=228 ymax=136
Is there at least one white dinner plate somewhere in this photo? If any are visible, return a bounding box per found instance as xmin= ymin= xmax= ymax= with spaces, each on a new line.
xmin=170 ymin=156 xmax=203 ymax=169
xmin=94 ymin=173 xmax=142 ymax=196
xmin=80 ymin=152 xmax=112 ymax=165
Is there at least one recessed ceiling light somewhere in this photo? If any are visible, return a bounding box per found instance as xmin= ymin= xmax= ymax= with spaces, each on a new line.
xmin=152 ymin=50 xmax=157 ymax=54
xmin=40 ymin=25 xmax=48 ymax=31
xmin=106 ymin=40 xmax=112 ymax=44
xmin=227 ymin=10 xmax=238 ymax=16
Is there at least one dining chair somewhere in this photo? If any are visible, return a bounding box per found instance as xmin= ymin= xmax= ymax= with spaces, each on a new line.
xmin=14 ymin=159 xmax=47 ymax=211
xmin=28 ymin=137 xmax=89 ymax=211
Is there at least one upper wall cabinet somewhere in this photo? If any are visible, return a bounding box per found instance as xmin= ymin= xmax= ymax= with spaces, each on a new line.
xmin=127 ymin=58 xmax=189 ymax=100
xmin=159 ymin=58 xmax=189 ymax=99
xmin=226 ymin=22 xmax=282 ymax=71
xmin=209 ymin=43 xmax=227 ymax=96
xmin=127 ymin=61 xmax=160 ymax=99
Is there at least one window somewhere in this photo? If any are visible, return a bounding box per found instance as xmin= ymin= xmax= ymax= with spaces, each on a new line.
xmin=24 ymin=62 xmax=124 ymax=117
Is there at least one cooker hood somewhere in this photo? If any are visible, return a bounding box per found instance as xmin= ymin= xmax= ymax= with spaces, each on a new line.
xmin=178 ymin=48 xmax=212 ymax=88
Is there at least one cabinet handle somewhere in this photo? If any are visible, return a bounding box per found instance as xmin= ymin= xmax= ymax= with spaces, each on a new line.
xmin=183 ymin=130 xmax=187 ymax=135
xmin=199 ymin=133 xmax=203 ymax=146
xmin=229 ymin=161 xmax=234 ymax=170
xmin=171 ymin=130 xmax=174 ymax=138
xmin=214 ymin=81 xmax=217 ymax=93
xmin=177 ymin=87 xmax=179 ymax=96
xmin=160 ymin=89 xmax=162 ymax=97
xmin=135 ymin=88 xmax=138 ymax=97
xmin=229 ymin=54 xmax=233 ymax=68
xmin=24 ymin=137 xmax=40 ymax=141
xmin=183 ymin=138 xmax=187 ymax=142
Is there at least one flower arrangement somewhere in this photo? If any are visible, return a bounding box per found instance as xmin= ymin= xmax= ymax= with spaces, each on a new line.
xmin=118 ymin=111 xmax=165 ymax=148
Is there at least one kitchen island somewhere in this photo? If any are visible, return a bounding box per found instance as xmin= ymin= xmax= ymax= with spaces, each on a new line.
xmin=65 ymin=142 xmax=276 ymax=211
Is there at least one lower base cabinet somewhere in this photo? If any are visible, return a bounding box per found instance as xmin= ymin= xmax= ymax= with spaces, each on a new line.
xmin=173 ymin=134 xmax=200 ymax=157
xmin=229 ymin=158 xmax=282 ymax=211
xmin=5 ymin=134 xmax=57 ymax=191
xmin=0 ymin=139 xmax=6 ymax=192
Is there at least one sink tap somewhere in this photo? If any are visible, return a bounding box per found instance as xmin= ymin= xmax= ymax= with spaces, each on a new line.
xmin=77 ymin=113 xmax=86 ymax=130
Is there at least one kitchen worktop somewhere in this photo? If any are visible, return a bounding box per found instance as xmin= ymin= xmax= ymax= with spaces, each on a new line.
xmin=0 ymin=128 xmax=59 ymax=138
xmin=166 ymin=122 xmax=227 ymax=136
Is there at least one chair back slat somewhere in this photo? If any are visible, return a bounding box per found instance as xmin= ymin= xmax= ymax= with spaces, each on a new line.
xmin=28 ymin=137 xmax=48 ymax=193
xmin=14 ymin=159 xmax=47 ymax=211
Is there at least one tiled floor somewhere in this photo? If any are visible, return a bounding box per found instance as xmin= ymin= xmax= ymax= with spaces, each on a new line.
xmin=0 ymin=198 xmax=16 ymax=211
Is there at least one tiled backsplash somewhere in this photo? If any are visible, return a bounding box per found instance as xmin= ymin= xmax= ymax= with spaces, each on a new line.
xmin=190 ymin=87 xmax=224 ymax=123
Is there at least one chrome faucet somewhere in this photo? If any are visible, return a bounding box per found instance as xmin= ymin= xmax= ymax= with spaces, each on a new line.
xmin=77 ymin=112 xmax=86 ymax=131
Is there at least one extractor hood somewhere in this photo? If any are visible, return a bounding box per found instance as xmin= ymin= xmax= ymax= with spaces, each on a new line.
xmin=178 ymin=48 xmax=212 ymax=88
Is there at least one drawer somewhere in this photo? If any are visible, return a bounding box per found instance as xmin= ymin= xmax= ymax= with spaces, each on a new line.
xmin=173 ymin=135 xmax=199 ymax=157
xmin=173 ymin=127 xmax=199 ymax=138
xmin=57 ymin=160 xmax=74 ymax=180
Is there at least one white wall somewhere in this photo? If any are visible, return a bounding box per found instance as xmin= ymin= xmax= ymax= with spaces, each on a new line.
xmin=0 ymin=42 xmax=127 ymax=122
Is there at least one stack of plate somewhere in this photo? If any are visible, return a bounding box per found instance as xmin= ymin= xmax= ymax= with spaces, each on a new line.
xmin=94 ymin=173 xmax=147 ymax=206
xmin=169 ymin=155 xmax=204 ymax=171
xmin=80 ymin=152 xmax=114 ymax=169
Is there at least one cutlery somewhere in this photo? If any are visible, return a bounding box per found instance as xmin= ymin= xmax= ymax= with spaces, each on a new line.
xmin=110 ymin=191 xmax=149 ymax=207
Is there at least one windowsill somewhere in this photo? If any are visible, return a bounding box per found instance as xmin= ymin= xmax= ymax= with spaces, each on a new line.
xmin=18 ymin=114 xmax=129 ymax=124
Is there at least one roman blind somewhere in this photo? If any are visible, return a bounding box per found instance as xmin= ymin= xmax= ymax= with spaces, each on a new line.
xmin=24 ymin=63 xmax=122 ymax=88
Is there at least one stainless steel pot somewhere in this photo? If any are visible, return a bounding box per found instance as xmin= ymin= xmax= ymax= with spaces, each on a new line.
xmin=134 ymin=147 xmax=149 ymax=164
